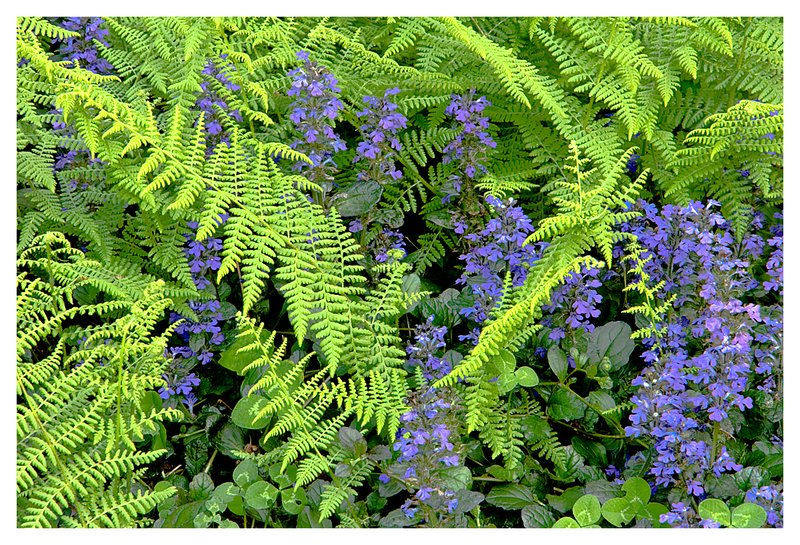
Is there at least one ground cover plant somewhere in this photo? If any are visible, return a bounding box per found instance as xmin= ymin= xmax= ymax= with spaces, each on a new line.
xmin=16 ymin=16 xmax=783 ymax=528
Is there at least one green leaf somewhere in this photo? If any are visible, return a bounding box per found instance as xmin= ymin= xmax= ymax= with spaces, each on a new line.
xmin=548 ymin=345 xmax=569 ymax=381
xmin=162 ymin=500 xmax=206 ymax=528
xmin=150 ymin=422 xmax=169 ymax=451
xmin=515 ymin=366 xmax=540 ymax=387
xmin=338 ymin=426 xmax=367 ymax=456
xmin=643 ymin=502 xmax=670 ymax=528
xmin=231 ymin=395 xmax=270 ymax=429
xmin=552 ymin=516 xmax=580 ymax=528
xmin=280 ymin=487 xmax=307 ymax=515
xmin=571 ymin=437 xmax=607 ymax=467
xmin=218 ymin=333 xmax=262 ymax=374
xmin=452 ymin=490 xmax=485 ymax=514
xmin=269 ymin=462 xmax=297 ymax=488
xmin=497 ymin=371 xmax=518 ymax=395
xmin=184 ymin=435 xmax=210 ymax=477
xmin=227 ymin=495 xmax=245 ymax=517
xmin=521 ymin=504 xmax=556 ymax=528
xmin=378 ymin=477 xmax=404 ymax=498
xmin=601 ymin=497 xmax=637 ymax=527
xmin=232 ymin=459 xmax=259 ymax=489
xmin=211 ymin=421 xmax=245 ymax=456
xmin=189 ymin=472 xmax=215 ymax=501
xmin=425 ymin=209 xmax=455 ymax=228
xmin=380 ymin=509 xmax=417 ymax=527
xmin=572 ymin=494 xmax=601 ymax=526
xmin=548 ymin=387 xmax=586 ymax=421
xmin=587 ymin=321 xmax=634 ymax=369
xmin=546 ymin=486 xmax=584 ymax=513
xmin=698 ymin=498 xmax=731 ymax=527
xmin=733 ymin=466 xmax=770 ymax=491
xmin=331 ymin=180 xmax=382 ymax=216
xmin=244 ymin=480 xmax=279 ymax=510
xmin=439 ymin=465 xmax=472 ymax=492
xmin=486 ymin=484 xmax=536 ymax=510
xmin=218 ymin=301 xmax=237 ymax=320
xmin=707 ymin=475 xmax=739 ymax=499
xmin=494 ymin=348 xmax=516 ymax=374
xmin=212 ymin=482 xmax=241 ymax=511
xmin=553 ymin=448 xmax=586 ymax=482
xmin=731 ymin=502 xmax=767 ymax=528
xmin=622 ymin=476 xmax=651 ymax=510
xmin=141 ymin=391 xmax=163 ymax=413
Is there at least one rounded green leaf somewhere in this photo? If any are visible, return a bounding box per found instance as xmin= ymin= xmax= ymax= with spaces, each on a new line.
xmin=212 ymin=482 xmax=241 ymax=511
xmin=244 ymin=480 xmax=279 ymax=510
xmin=231 ymin=395 xmax=270 ymax=429
xmin=189 ymin=472 xmax=214 ymax=501
xmin=731 ymin=502 xmax=767 ymax=528
xmin=281 ymin=487 xmax=307 ymax=515
xmin=602 ymin=497 xmax=636 ymax=527
xmin=643 ymin=502 xmax=670 ymax=528
xmin=515 ymin=366 xmax=540 ymax=387
xmin=495 ymin=348 xmax=516 ymax=374
xmin=218 ymin=334 xmax=260 ymax=374
xmin=572 ymin=494 xmax=601 ymax=526
xmin=698 ymin=498 xmax=731 ymax=527
xmin=227 ymin=494 xmax=245 ymax=517
xmin=497 ymin=372 xmax=518 ymax=395
xmin=552 ymin=516 xmax=580 ymax=528
xmin=232 ymin=459 xmax=259 ymax=489
xmin=622 ymin=476 xmax=651 ymax=508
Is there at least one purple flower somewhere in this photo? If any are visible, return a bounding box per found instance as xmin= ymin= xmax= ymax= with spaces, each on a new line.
xmin=195 ymin=55 xmax=243 ymax=154
xmin=441 ymin=90 xmax=496 ymax=204
xmin=457 ymin=195 xmax=545 ymax=329
xmin=51 ymin=17 xmax=114 ymax=75
xmin=287 ymin=53 xmax=346 ymax=186
xmin=353 ymin=89 xmax=407 ymax=185
xmin=621 ymin=200 xmax=781 ymax=506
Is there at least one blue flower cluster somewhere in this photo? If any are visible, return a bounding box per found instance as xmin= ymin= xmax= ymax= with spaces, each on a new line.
xmin=660 ymin=502 xmax=722 ymax=528
xmin=160 ymin=221 xmax=227 ymax=413
xmin=197 ymin=55 xmax=242 ymax=154
xmin=621 ymin=200 xmax=782 ymax=507
xmin=541 ymin=264 xmax=605 ymax=342
xmin=745 ymin=484 xmax=783 ymax=527
xmin=287 ymin=51 xmax=346 ymax=186
xmin=383 ymin=317 xmax=461 ymax=524
xmin=369 ymin=228 xmax=407 ymax=264
xmin=441 ymin=90 xmax=496 ymax=204
xmin=626 ymin=153 xmax=641 ymax=175
xmin=52 ymin=17 xmax=114 ymax=75
xmin=159 ymin=372 xmax=201 ymax=413
xmin=353 ymin=88 xmax=407 ymax=184
xmin=456 ymin=195 xmax=544 ymax=330
xmin=763 ymin=212 xmax=783 ymax=295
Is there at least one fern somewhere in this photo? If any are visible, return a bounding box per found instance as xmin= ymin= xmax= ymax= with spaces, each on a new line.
xmin=17 ymin=236 xmax=178 ymax=527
